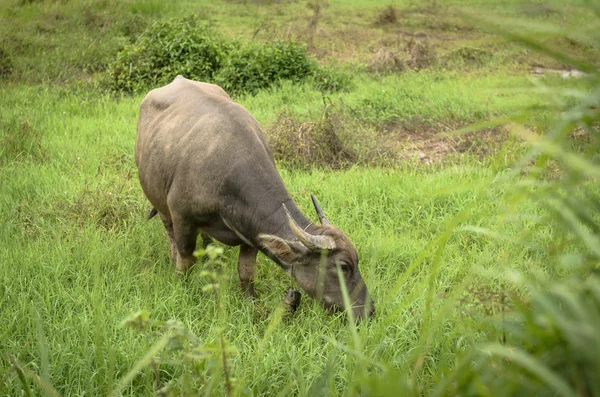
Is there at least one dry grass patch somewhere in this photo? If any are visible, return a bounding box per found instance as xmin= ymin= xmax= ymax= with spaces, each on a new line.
xmin=367 ymin=38 xmax=436 ymax=73
xmin=267 ymin=105 xmax=397 ymax=169
xmin=266 ymin=104 xmax=511 ymax=169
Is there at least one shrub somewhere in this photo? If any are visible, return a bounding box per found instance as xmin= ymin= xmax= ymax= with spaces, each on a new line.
xmin=107 ymin=16 xmax=334 ymax=96
xmin=215 ymin=40 xmax=314 ymax=96
xmin=107 ymin=16 xmax=230 ymax=94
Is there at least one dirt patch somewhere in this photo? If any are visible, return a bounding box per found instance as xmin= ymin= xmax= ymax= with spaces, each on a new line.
xmin=386 ymin=119 xmax=509 ymax=164
xmin=529 ymin=66 xmax=587 ymax=79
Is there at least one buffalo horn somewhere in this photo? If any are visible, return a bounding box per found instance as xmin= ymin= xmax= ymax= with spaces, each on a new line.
xmin=282 ymin=204 xmax=336 ymax=251
xmin=310 ymin=194 xmax=331 ymax=226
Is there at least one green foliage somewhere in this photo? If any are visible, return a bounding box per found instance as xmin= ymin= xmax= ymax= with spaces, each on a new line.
xmin=110 ymin=246 xmax=240 ymax=396
xmin=215 ymin=40 xmax=313 ymax=96
xmin=107 ymin=15 xmax=347 ymax=96
xmin=108 ymin=16 xmax=230 ymax=94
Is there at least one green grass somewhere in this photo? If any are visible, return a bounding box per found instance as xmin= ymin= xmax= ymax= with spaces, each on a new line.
xmin=243 ymin=70 xmax=595 ymax=127
xmin=1 ymin=0 xmax=599 ymax=395
xmin=0 ymin=83 xmax=594 ymax=395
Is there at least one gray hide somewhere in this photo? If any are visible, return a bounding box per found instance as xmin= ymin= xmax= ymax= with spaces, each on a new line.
xmin=135 ymin=76 xmax=374 ymax=319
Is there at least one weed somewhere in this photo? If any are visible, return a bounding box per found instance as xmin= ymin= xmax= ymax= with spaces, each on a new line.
xmin=0 ymin=118 xmax=46 ymax=164
xmin=406 ymin=38 xmax=436 ymax=69
xmin=367 ymin=47 xmax=406 ymax=74
xmin=55 ymin=177 xmax=143 ymax=233
xmin=376 ymin=5 xmax=398 ymax=26
xmin=306 ymin=1 xmax=326 ymax=48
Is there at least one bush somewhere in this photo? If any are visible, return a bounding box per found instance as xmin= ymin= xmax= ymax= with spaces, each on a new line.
xmin=107 ymin=15 xmax=340 ymax=96
xmin=107 ymin=16 xmax=230 ymax=94
xmin=214 ymin=40 xmax=313 ymax=96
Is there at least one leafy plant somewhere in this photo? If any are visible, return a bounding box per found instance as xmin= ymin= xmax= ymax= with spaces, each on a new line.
xmin=214 ymin=40 xmax=313 ymax=96
xmin=107 ymin=15 xmax=341 ymax=96
xmin=107 ymin=16 xmax=230 ymax=94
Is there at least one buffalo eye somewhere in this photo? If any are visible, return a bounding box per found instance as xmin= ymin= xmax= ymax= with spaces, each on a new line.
xmin=339 ymin=263 xmax=352 ymax=274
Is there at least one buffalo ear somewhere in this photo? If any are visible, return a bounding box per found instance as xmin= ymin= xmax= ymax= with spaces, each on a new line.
xmin=258 ymin=234 xmax=308 ymax=266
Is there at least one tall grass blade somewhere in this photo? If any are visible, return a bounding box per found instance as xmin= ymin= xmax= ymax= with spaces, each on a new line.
xmin=34 ymin=309 xmax=50 ymax=385
xmin=275 ymin=380 xmax=297 ymax=397
xmin=108 ymin=333 xmax=171 ymax=397
xmin=9 ymin=356 xmax=33 ymax=397
xmin=336 ymin=265 xmax=360 ymax=349
xmin=10 ymin=356 xmax=60 ymax=397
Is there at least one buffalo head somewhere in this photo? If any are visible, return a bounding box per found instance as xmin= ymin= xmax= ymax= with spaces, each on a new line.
xmin=259 ymin=195 xmax=374 ymax=320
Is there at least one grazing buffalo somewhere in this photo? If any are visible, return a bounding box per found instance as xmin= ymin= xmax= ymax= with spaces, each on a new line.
xmin=135 ymin=76 xmax=374 ymax=319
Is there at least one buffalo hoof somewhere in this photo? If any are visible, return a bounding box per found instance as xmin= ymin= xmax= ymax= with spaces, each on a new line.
xmin=284 ymin=289 xmax=301 ymax=312
xmin=241 ymin=280 xmax=255 ymax=298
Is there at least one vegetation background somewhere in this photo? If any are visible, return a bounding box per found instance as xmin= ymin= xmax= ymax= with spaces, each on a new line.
xmin=1 ymin=0 xmax=599 ymax=395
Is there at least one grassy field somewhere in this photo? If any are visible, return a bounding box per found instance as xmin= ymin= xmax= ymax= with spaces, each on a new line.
xmin=1 ymin=0 xmax=599 ymax=396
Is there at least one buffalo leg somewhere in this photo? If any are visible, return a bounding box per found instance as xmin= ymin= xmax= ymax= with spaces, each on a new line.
xmin=201 ymin=233 xmax=212 ymax=248
xmin=172 ymin=216 xmax=199 ymax=274
xmin=238 ymin=244 xmax=258 ymax=298
xmin=159 ymin=214 xmax=177 ymax=264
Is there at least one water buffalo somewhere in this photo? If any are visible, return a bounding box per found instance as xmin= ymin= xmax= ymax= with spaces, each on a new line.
xmin=135 ymin=76 xmax=374 ymax=319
